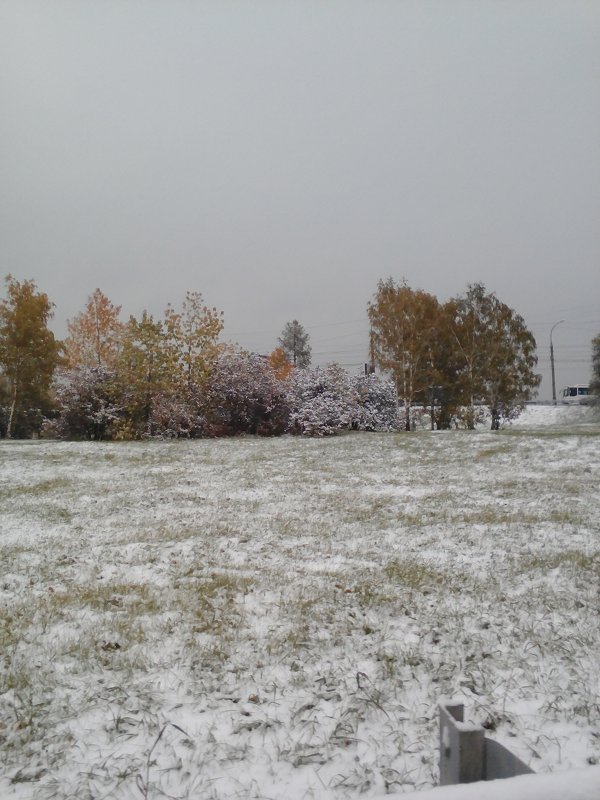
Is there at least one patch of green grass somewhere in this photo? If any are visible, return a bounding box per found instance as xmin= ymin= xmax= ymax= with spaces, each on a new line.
xmin=474 ymin=445 xmax=511 ymax=460
xmin=384 ymin=559 xmax=446 ymax=591
xmin=49 ymin=581 xmax=162 ymax=616
xmin=521 ymin=549 xmax=599 ymax=574
xmin=547 ymin=508 xmax=585 ymax=524
xmin=180 ymin=572 xmax=254 ymax=640
xmin=394 ymin=510 xmax=425 ymax=527
xmin=0 ymin=605 xmax=30 ymax=653
xmin=340 ymin=495 xmax=395 ymax=525
xmin=14 ymin=478 xmax=72 ymax=497
xmin=43 ymin=506 xmax=74 ymax=524
xmin=501 ymin=428 xmax=600 ymax=440
xmin=353 ymin=577 xmax=399 ymax=608
xmin=136 ymin=523 xmax=208 ymax=544
xmin=388 ymin=503 xmax=566 ymax=528
xmin=445 ymin=505 xmax=576 ymax=526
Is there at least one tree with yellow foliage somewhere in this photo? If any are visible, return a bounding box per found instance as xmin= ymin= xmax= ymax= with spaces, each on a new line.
xmin=63 ymin=288 xmax=124 ymax=370
xmin=0 ymin=275 xmax=61 ymax=437
xmin=268 ymin=347 xmax=293 ymax=380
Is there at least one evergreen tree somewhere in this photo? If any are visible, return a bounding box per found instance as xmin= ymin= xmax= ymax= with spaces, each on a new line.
xmin=278 ymin=320 xmax=311 ymax=368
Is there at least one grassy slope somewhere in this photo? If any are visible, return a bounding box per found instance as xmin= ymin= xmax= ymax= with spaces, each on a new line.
xmin=0 ymin=408 xmax=599 ymax=798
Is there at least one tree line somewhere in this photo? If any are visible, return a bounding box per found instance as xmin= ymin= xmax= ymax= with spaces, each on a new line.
xmin=1 ymin=273 xmax=583 ymax=440
xmin=0 ymin=277 xmax=395 ymax=439
xmin=368 ymin=278 xmax=542 ymax=430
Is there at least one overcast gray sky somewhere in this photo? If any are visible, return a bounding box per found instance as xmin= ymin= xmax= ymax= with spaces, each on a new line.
xmin=1 ymin=1 xmax=599 ymax=399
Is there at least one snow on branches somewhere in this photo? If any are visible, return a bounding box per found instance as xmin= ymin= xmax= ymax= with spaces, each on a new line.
xmin=53 ymin=365 xmax=122 ymax=441
xmin=52 ymin=352 xmax=401 ymax=439
xmin=205 ymin=350 xmax=289 ymax=436
xmin=287 ymin=365 xmax=400 ymax=436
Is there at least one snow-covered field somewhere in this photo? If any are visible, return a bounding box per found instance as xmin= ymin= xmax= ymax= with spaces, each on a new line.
xmin=1 ymin=405 xmax=599 ymax=799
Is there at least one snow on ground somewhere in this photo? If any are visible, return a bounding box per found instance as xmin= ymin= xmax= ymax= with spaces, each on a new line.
xmin=509 ymin=404 xmax=597 ymax=430
xmin=372 ymin=766 xmax=600 ymax=800
xmin=0 ymin=405 xmax=599 ymax=799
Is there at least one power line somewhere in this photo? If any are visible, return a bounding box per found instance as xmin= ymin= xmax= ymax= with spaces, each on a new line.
xmin=227 ymin=317 xmax=366 ymax=338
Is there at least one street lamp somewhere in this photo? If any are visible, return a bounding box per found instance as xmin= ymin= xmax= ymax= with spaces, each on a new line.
xmin=550 ymin=320 xmax=564 ymax=405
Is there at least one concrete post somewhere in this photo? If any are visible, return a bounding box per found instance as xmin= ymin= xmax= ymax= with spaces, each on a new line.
xmin=439 ymin=700 xmax=534 ymax=786
xmin=439 ymin=702 xmax=485 ymax=785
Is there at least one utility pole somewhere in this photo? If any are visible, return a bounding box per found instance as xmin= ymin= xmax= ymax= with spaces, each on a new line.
xmin=550 ymin=320 xmax=564 ymax=405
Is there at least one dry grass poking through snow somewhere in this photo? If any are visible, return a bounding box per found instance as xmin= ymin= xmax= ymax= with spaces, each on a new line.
xmin=0 ymin=406 xmax=599 ymax=798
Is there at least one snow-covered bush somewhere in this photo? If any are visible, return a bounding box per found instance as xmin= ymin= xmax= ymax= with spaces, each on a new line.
xmin=287 ymin=364 xmax=358 ymax=436
xmin=351 ymin=373 xmax=401 ymax=431
xmin=205 ymin=350 xmax=289 ymax=436
xmin=146 ymin=391 xmax=205 ymax=439
xmin=54 ymin=366 xmax=122 ymax=440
